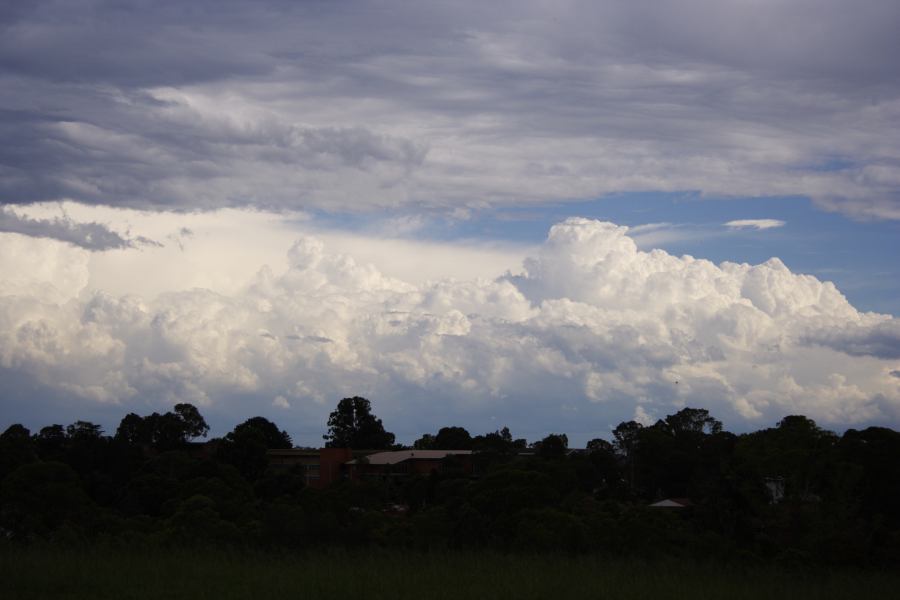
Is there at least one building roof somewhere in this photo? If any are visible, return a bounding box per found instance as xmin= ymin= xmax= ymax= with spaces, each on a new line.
xmin=347 ymin=450 xmax=472 ymax=465
xmin=267 ymin=449 xmax=321 ymax=457
xmin=648 ymin=498 xmax=692 ymax=508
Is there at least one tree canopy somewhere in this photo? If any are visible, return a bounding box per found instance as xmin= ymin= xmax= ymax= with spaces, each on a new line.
xmin=323 ymin=396 xmax=395 ymax=449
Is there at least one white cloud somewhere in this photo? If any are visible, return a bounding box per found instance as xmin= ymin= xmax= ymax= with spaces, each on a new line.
xmin=725 ymin=219 xmax=786 ymax=230
xmin=1 ymin=215 xmax=898 ymax=444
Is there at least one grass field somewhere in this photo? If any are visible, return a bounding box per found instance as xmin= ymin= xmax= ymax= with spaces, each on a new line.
xmin=2 ymin=546 xmax=897 ymax=600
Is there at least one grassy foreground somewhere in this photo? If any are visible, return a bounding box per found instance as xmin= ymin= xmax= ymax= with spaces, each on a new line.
xmin=2 ymin=546 xmax=897 ymax=600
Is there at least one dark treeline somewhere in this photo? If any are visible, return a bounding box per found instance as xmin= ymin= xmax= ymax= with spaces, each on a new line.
xmin=1 ymin=399 xmax=899 ymax=567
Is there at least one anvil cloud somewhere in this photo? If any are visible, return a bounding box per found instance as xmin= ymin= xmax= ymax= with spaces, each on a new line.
xmin=1 ymin=217 xmax=897 ymax=443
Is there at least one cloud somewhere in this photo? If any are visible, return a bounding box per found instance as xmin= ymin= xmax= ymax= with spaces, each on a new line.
xmin=802 ymin=320 xmax=900 ymax=359
xmin=725 ymin=219 xmax=786 ymax=231
xmin=1 ymin=216 xmax=898 ymax=444
xmin=0 ymin=206 xmax=157 ymax=250
xmin=1 ymin=1 xmax=899 ymax=219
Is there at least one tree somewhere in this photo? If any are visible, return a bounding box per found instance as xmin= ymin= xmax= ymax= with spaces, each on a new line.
xmin=217 ymin=416 xmax=292 ymax=480
xmin=173 ymin=403 xmax=210 ymax=439
xmin=114 ymin=403 xmax=210 ymax=451
xmin=34 ymin=424 xmax=66 ymax=461
xmin=612 ymin=421 xmax=643 ymax=457
xmin=0 ymin=424 xmax=35 ymax=479
xmin=323 ymin=397 xmax=395 ymax=449
xmin=434 ymin=426 xmax=473 ymax=449
xmin=413 ymin=433 xmax=436 ymax=450
xmin=613 ymin=421 xmax=643 ymax=492
xmin=0 ymin=461 xmax=95 ymax=540
xmin=533 ymin=433 xmax=568 ymax=459
xmin=230 ymin=416 xmax=292 ymax=449
xmin=472 ymin=426 xmax=527 ymax=454
xmin=662 ymin=408 xmax=723 ymax=438
xmin=115 ymin=413 xmax=148 ymax=445
xmin=66 ymin=421 xmax=103 ymax=441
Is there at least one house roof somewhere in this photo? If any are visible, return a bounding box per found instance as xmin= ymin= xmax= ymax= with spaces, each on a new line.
xmin=347 ymin=450 xmax=472 ymax=465
xmin=267 ymin=449 xmax=321 ymax=457
xmin=648 ymin=498 xmax=692 ymax=508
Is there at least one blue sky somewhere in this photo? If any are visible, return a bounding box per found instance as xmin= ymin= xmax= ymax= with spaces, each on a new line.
xmin=311 ymin=192 xmax=900 ymax=315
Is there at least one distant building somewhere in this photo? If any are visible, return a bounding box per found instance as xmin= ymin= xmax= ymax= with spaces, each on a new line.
xmin=648 ymin=498 xmax=692 ymax=508
xmin=266 ymin=448 xmax=475 ymax=488
xmin=267 ymin=447 xmax=354 ymax=488
xmin=347 ymin=450 xmax=474 ymax=480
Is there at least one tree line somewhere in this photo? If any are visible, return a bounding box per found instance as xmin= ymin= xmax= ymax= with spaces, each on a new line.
xmin=1 ymin=397 xmax=899 ymax=566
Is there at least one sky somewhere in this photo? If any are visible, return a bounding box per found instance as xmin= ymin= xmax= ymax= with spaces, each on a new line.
xmin=1 ymin=0 xmax=899 ymax=446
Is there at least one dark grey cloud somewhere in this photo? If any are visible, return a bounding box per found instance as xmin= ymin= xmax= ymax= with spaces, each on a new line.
xmin=0 ymin=206 xmax=157 ymax=250
xmin=2 ymin=0 xmax=899 ymax=218
xmin=803 ymin=320 xmax=900 ymax=360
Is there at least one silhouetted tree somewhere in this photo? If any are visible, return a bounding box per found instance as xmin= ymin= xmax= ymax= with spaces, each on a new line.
xmin=662 ymin=407 xmax=723 ymax=438
xmin=116 ymin=404 xmax=210 ymax=451
xmin=413 ymin=433 xmax=436 ymax=450
xmin=0 ymin=424 xmax=35 ymax=479
xmin=173 ymin=403 xmax=210 ymax=439
xmin=34 ymin=424 xmax=66 ymax=461
xmin=613 ymin=420 xmax=643 ymax=492
xmin=115 ymin=413 xmax=148 ymax=445
xmin=472 ymin=426 xmax=527 ymax=454
xmin=66 ymin=421 xmax=103 ymax=441
xmin=534 ymin=433 xmax=568 ymax=459
xmin=434 ymin=426 xmax=473 ymax=449
xmin=323 ymin=397 xmax=395 ymax=449
xmin=583 ymin=438 xmax=620 ymax=494
xmin=218 ymin=416 xmax=292 ymax=480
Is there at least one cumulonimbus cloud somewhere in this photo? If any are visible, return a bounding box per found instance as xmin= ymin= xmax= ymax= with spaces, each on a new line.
xmin=1 ymin=218 xmax=897 ymax=442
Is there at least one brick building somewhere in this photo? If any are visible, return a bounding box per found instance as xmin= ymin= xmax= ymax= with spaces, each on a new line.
xmin=267 ymin=448 xmax=474 ymax=488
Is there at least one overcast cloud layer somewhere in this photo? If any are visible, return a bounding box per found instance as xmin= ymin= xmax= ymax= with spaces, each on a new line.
xmin=2 ymin=0 xmax=900 ymax=221
xmin=1 ymin=217 xmax=898 ymax=443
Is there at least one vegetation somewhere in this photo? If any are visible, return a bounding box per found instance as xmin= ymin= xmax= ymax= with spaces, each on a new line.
xmin=323 ymin=396 xmax=395 ymax=449
xmin=2 ymin=398 xmax=900 ymax=570
xmin=3 ymin=546 xmax=899 ymax=600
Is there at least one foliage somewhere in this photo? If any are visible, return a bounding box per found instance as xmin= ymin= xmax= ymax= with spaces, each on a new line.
xmin=217 ymin=416 xmax=292 ymax=480
xmin=114 ymin=404 xmax=210 ymax=451
xmin=323 ymin=396 xmax=395 ymax=449
xmin=1 ymin=401 xmax=900 ymax=568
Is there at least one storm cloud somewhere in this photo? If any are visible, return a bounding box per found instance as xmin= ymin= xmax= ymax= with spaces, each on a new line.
xmin=1 ymin=217 xmax=898 ymax=444
xmin=2 ymin=0 xmax=899 ymax=218
xmin=0 ymin=206 xmax=156 ymax=250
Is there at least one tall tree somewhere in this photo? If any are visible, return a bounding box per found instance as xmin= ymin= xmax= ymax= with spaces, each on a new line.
xmin=323 ymin=397 xmax=395 ymax=449
xmin=533 ymin=433 xmax=568 ymax=459
xmin=413 ymin=433 xmax=436 ymax=450
xmin=662 ymin=407 xmax=723 ymax=438
xmin=114 ymin=403 xmax=210 ymax=451
xmin=613 ymin=420 xmax=643 ymax=492
xmin=217 ymin=416 xmax=292 ymax=480
xmin=0 ymin=424 xmax=35 ymax=479
xmin=434 ymin=426 xmax=473 ymax=449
